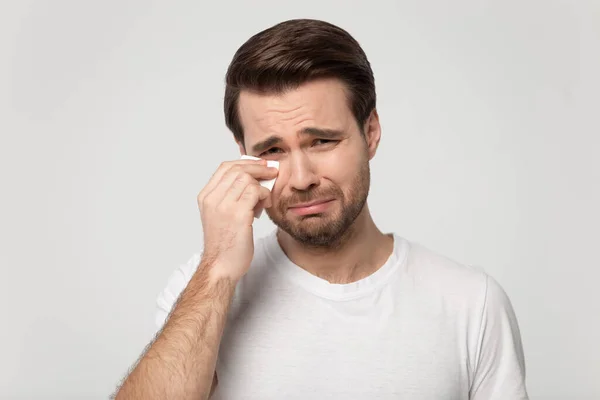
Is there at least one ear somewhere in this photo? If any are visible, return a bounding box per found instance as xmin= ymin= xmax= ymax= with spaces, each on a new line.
xmin=364 ymin=109 xmax=382 ymax=160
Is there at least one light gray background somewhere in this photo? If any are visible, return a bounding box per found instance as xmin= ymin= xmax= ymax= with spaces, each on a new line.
xmin=1 ymin=1 xmax=598 ymax=399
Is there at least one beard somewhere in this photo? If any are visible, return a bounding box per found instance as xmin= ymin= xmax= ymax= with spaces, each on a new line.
xmin=266 ymin=159 xmax=370 ymax=249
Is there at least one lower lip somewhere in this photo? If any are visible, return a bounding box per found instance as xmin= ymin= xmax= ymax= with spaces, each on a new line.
xmin=289 ymin=200 xmax=334 ymax=216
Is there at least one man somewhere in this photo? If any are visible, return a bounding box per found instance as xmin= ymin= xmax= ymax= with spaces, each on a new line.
xmin=114 ymin=19 xmax=528 ymax=399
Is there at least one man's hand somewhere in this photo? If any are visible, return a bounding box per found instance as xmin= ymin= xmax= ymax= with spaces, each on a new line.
xmin=112 ymin=158 xmax=278 ymax=400
xmin=198 ymin=158 xmax=278 ymax=283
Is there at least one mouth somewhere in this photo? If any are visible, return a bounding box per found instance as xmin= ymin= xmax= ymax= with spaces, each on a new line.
xmin=289 ymin=199 xmax=333 ymax=208
xmin=288 ymin=199 xmax=335 ymax=216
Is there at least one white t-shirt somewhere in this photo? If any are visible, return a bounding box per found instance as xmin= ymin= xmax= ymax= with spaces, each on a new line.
xmin=156 ymin=231 xmax=528 ymax=399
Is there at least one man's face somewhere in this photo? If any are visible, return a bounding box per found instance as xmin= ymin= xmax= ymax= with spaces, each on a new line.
xmin=237 ymin=78 xmax=380 ymax=247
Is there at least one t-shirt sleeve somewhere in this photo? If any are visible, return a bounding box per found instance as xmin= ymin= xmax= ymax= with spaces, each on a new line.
xmin=154 ymin=253 xmax=202 ymax=333
xmin=470 ymin=274 xmax=529 ymax=399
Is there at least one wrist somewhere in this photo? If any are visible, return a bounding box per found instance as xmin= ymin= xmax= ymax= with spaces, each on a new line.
xmin=200 ymin=258 xmax=240 ymax=290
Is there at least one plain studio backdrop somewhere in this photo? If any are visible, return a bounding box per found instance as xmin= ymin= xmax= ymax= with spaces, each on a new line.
xmin=1 ymin=0 xmax=598 ymax=399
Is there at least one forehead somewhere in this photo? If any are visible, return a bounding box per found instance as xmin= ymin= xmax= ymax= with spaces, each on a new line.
xmin=237 ymin=79 xmax=355 ymax=143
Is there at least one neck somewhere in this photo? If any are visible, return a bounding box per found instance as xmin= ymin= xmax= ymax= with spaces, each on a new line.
xmin=276 ymin=204 xmax=394 ymax=284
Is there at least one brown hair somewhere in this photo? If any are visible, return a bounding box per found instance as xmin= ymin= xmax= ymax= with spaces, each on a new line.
xmin=224 ymin=19 xmax=376 ymax=145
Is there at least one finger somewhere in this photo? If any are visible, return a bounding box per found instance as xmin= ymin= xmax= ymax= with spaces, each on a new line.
xmin=242 ymin=164 xmax=279 ymax=181
xmin=256 ymin=185 xmax=273 ymax=209
xmin=198 ymin=159 xmax=265 ymax=202
xmin=222 ymin=172 xmax=256 ymax=205
xmin=239 ymin=184 xmax=272 ymax=211
xmin=217 ymin=163 xmax=278 ymax=184
xmin=204 ymin=163 xmax=277 ymax=205
xmin=203 ymin=161 xmax=276 ymax=198
xmin=255 ymin=193 xmax=273 ymax=212
xmin=204 ymin=159 xmax=265 ymax=195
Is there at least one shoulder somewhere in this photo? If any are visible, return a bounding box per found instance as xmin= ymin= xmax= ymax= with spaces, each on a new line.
xmin=403 ymin=240 xmax=488 ymax=295
xmin=398 ymin=237 xmax=527 ymax=394
xmin=400 ymin=239 xmax=517 ymax=315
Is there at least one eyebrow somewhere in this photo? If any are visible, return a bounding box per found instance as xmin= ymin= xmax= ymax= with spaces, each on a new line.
xmin=250 ymin=127 xmax=345 ymax=154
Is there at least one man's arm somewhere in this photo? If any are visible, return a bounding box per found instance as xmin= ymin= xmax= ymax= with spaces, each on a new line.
xmin=469 ymin=274 xmax=529 ymax=399
xmin=113 ymin=158 xmax=276 ymax=399
xmin=113 ymin=258 xmax=235 ymax=400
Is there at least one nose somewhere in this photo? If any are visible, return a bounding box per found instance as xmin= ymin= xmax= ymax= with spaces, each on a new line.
xmin=286 ymin=152 xmax=319 ymax=191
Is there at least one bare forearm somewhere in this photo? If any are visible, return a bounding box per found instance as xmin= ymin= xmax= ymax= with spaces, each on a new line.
xmin=115 ymin=260 xmax=235 ymax=400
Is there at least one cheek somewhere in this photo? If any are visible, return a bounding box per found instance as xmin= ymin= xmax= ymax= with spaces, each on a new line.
xmin=271 ymin=149 xmax=362 ymax=194
xmin=319 ymin=149 xmax=362 ymax=186
xmin=269 ymin=180 xmax=286 ymax=210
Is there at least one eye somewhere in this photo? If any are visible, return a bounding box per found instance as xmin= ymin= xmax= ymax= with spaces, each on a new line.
xmin=313 ymin=139 xmax=336 ymax=146
xmin=259 ymin=147 xmax=283 ymax=157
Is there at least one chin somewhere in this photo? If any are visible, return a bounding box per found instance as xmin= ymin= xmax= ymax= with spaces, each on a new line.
xmin=269 ymin=210 xmax=353 ymax=248
xmin=286 ymin=225 xmax=347 ymax=247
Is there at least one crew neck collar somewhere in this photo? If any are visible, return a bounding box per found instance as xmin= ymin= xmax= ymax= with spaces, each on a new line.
xmin=262 ymin=229 xmax=409 ymax=301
